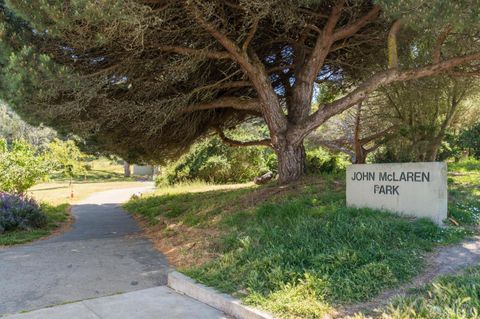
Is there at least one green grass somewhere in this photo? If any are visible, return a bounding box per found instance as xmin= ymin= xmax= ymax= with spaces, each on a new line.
xmin=124 ymin=181 xmax=254 ymax=227
xmin=448 ymin=159 xmax=480 ymax=226
xmin=125 ymin=160 xmax=479 ymax=319
xmin=51 ymin=158 xmax=134 ymax=182
xmin=353 ymin=266 xmax=480 ymax=319
xmin=29 ymin=181 xmax=148 ymax=205
xmin=0 ymin=203 xmax=70 ymax=246
xmin=184 ymin=199 xmax=465 ymax=318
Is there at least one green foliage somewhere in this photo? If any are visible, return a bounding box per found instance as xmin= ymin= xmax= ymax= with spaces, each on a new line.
xmin=448 ymin=158 xmax=480 ymax=226
xmin=125 ymin=181 xmax=253 ymax=227
xmin=0 ymin=202 xmax=69 ymax=245
xmin=2 ymin=0 xmax=479 ymax=171
xmin=157 ymin=137 xmax=270 ymax=185
xmin=305 ymin=148 xmax=348 ymax=174
xmin=449 ymin=157 xmax=480 ymax=173
xmin=46 ymin=139 xmax=87 ymax=180
xmin=373 ymin=77 xmax=478 ymax=163
xmin=155 ymin=138 xmax=348 ymax=186
xmin=0 ymin=138 xmax=49 ymax=193
xmin=438 ymin=123 xmax=480 ymax=161
xmin=353 ymin=266 xmax=480 ymax=319
xmin=0 ymin=103 xmax=56 ymax=148
xmin=459 ymin=122 xmax=480 ymax=159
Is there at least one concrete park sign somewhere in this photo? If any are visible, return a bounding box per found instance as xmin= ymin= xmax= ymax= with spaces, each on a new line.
xmin=346 ymin=162 xmax=447 ymax=225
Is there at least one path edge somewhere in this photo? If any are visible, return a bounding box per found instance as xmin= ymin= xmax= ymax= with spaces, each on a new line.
xmin=168 ymin=271 xmax=277 ymax=319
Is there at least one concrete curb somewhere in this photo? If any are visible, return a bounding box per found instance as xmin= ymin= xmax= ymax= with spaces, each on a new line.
xmin=168 ymin=271 xmax=277 ymax=319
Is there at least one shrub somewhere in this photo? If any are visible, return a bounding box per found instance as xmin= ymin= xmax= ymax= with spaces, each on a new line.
xmin=0 ymin=192 xmax=47 ymax=233
xmin=306 ymin=148 xmax=347 ymax=174
xmin=459 ymin=122 xmax=480 ymax=159
xmin=157 ymin=137 xmax=270 ymax=185
xmin=0 ymin=139 xmax=50 ymax=193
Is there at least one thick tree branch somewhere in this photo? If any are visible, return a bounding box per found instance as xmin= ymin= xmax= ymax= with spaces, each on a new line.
xmin=292 ymin=51 xmax=480 ymax=143
xmin=184 ymin=2 xmax=259 ymax=75
xmin=185 ymin=1 xmax=287 ymax=136
xmin=179 ymin=97 xmax=260 ymax=114
xmin=387 ymin=20 xmax=402 ymax=68
xmin=306 ymin=1 xmax=344 ymax=77
xmin=333 ymin=5 xmax=381 ymax=41
xmin=314 ymin=140 xmax=355 ymax=157
xmin=242 ymin=18 xmax=259 ymax=52
xmin=359 ymin=125 xmax=398 ymax=144
xmin=215 ymin=127 xmax=272 ymax=147
xmin=289 ymin=1 xmax=345 ymax=123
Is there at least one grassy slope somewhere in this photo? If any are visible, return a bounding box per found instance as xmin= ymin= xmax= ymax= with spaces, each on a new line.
xmin=124 ymin=160 xmax=479 ymax=319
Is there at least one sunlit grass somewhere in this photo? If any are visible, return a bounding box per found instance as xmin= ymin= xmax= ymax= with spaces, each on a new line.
xmin=448 ymin=158 xmax=480 ymax=226
xmin=125 ymin=168 xmax=476 ymax=319
xmin=28 ymin=181 xmax=148 ymax=206
xmin=353 ymin=266 xmax=480 ymax=319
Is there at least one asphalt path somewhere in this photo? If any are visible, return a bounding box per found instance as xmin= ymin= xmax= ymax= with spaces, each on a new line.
xmin=0 ymin=183 xmax=170 ymax=316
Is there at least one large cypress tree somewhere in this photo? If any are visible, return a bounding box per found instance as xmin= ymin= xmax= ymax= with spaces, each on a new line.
xmin=1 ymin=1 xmax=480 ymax=183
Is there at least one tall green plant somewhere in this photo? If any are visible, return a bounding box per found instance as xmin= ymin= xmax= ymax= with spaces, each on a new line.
xmin=46 ymin=139 xmax=87 ymax=182
xmin=0 ymin=138 xmax=49 ymax=193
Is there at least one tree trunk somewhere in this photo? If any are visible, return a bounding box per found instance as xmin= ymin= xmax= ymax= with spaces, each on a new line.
xmin=276 ymin=142 xmax=306 ymax=184
xmin=354 ymin=146 xmax=367 ymax=164
xmin=353 ymin=103 xmax=366 ymax=164
xmin=425 ymin=137 xmax=443 ymax=161
xmin=123 ymin=161 xmax=131 ymax=177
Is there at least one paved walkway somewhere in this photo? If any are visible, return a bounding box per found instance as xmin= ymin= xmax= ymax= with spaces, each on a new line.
xmin=2 ymin=286 xmax=228 ymax=319
xmin=0 ymin=184 xmax=227 ymax=318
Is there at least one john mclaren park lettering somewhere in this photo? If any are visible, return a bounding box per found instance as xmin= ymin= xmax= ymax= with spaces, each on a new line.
xmin=346 ymin=162 xmax=447 ymax=225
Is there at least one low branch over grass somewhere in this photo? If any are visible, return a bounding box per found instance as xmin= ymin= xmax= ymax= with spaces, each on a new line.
xmin=215 ymin=127 xmax=272 ymax=148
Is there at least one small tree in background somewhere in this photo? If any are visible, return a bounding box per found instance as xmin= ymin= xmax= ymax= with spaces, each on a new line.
xmin=46 ymin=139 xmax=87 ymax=194
xmin=375 ymin=76 xmax=478 ymax=162
xmin=310 ymin=100 xmax=397 ymax=164
xmin=0 ymin=139 xmax=49 ymax=193
xmin=459 ymin=123 xmax=480 ymax=159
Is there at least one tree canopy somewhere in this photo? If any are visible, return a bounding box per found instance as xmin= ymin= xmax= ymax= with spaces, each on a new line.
xmin=1 ymin=0 xmax=480 ymax=182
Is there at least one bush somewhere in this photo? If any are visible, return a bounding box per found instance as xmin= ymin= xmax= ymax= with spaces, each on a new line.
xmin=306 ymin=148 xmax=347 ymax=174
xmin=0 ymin=192 xmax=47 ymax=233
xmin=459 ymin=122 xmax=480 ymax=159
xmin=157 ymin=137 xmax=270 ymax=185
xmin=0 ymin=139 xmax=50 ymax=193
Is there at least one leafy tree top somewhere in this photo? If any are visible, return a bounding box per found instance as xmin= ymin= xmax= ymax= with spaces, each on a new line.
xmin=1 ymin=0 xmax=480 ymax=181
